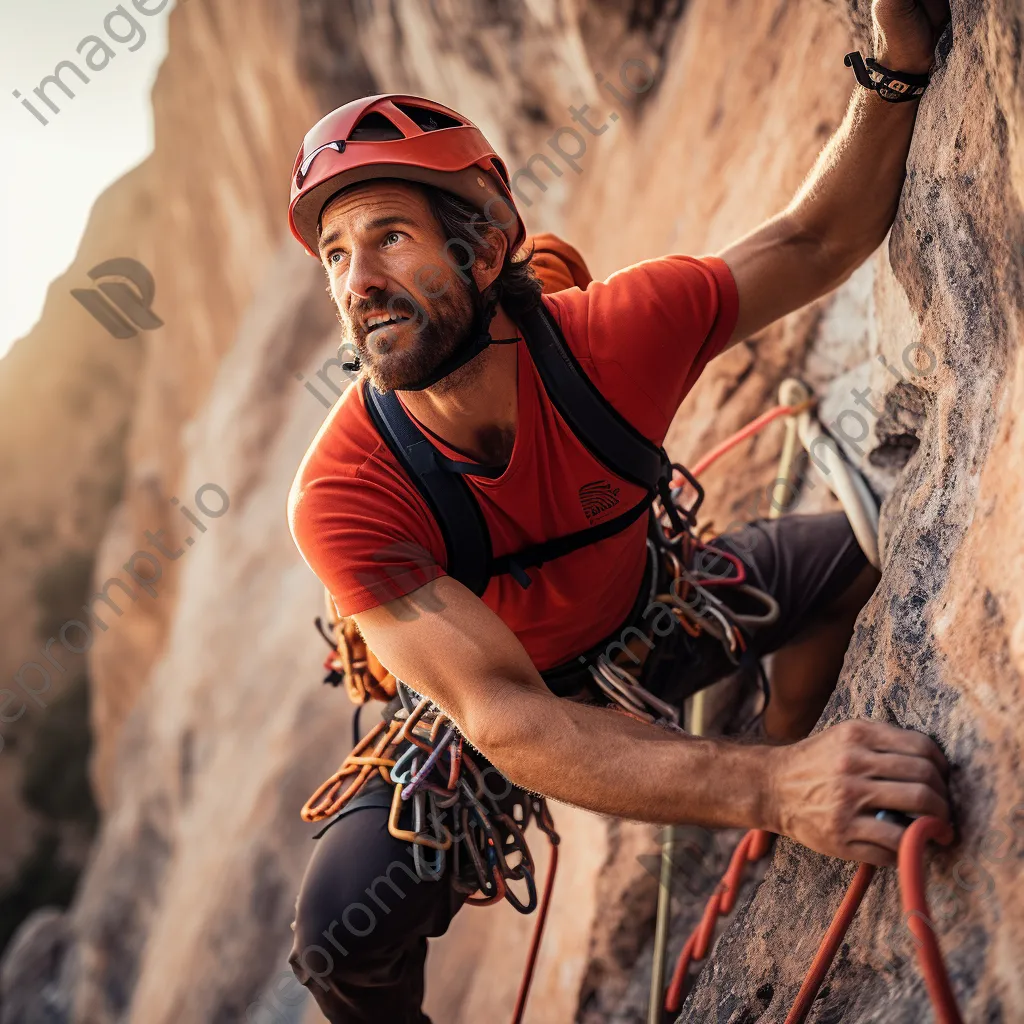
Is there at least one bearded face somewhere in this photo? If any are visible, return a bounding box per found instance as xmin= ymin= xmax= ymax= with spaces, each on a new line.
xmin=318 ymin=181 xmax=498 ymax=394
xmin=344 ymin=274 xmax=478 ymax=394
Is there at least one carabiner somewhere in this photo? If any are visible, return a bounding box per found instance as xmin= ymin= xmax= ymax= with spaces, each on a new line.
xmin=502 ymin=860 xmax=538 ymax=915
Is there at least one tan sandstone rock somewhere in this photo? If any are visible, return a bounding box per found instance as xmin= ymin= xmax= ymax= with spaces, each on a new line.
xmin=2 ymin=1 xmax=1019 ymax=1023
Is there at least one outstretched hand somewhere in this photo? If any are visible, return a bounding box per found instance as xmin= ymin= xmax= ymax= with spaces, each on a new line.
xmin=872 ymin=0 xmax=951 ymax=75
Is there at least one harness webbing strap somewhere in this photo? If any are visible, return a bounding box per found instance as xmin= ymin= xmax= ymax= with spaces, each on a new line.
xmin=363 ymin=301 xmax=672 ymax=597
xmin=491 ymin=491 xmax=654 ymax=588
xmin=364 ymin=382 xmax=493 ymax=596
xmin=517 ymin=302 xmax=667 ymax=492
xmin=433 ymin=455 xmax=506 ymax=478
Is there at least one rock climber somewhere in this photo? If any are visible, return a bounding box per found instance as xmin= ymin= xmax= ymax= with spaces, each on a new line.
xmin=284 ymin=1 xmax=952 ymax=1019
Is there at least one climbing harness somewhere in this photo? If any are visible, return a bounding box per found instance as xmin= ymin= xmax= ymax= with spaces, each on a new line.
xmin=315 ymin=298 xmax=791 ymax=715
xmin=302 ymin=449 xmax=776 ymax=1023
xmin=302 ymin=449 xmax=779 ymax=1022
xmin=302 ymin=375 xmax=800 ymax=1021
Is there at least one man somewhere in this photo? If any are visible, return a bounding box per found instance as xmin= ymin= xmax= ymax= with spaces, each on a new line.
xmin=285 ymin=2 xmax=951 ymax=1019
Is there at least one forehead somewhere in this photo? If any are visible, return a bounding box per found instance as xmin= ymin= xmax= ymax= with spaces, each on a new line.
xmin=319 ymin=181 xmax=432 ymax=240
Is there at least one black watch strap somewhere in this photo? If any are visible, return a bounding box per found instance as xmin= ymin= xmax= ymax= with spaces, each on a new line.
xmin=844 ymin=50 xmax=930 ymax=103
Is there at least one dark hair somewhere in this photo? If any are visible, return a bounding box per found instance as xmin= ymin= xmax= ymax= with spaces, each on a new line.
xmin=420 ymin=183 xmax=543 ymax=319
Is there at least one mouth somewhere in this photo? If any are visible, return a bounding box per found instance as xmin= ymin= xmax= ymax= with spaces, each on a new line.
xmin=361 ymin=312 xmax=413 ymax=344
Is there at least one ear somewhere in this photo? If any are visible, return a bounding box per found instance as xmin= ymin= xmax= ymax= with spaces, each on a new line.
xmin=471 ymin=226 xmax=509 ymax=291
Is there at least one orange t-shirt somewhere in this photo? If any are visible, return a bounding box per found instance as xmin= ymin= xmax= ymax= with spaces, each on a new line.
xmin=288 ymin=234 xmax=739 ymax=672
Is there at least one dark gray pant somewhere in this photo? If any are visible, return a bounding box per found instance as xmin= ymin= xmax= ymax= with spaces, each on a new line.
xmin=289 ymin=776 xmax=463 ymax=1024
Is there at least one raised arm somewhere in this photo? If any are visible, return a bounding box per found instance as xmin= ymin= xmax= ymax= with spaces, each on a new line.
xmin=354 ymin=576 xmax=949 ymax=866
xmin=718 ymin=0 xmax=950 ymax=349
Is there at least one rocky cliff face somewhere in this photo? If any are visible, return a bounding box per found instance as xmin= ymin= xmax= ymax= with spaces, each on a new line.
xmin=682 ymin=3 xmax=1024 ymax=1020
xmin=0 ymin=0 xmax=328 ymax=975
xmin=1 ymin=0 xmax=1020 ymax=1022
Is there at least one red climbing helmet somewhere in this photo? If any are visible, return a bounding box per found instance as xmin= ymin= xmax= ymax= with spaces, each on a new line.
xmin=288 ymin=94 xmax=526 ymax=259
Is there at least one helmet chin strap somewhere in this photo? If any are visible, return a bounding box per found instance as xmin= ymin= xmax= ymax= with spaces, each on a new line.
xmin=343 ymin=280 xmax=521 ymax=392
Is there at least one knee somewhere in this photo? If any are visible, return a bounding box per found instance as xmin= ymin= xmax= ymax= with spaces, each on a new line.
xmin=289 ymin=906 xmax=355 ymax=995
xmin=830 ymin=562 xmax=881 ymax=619
xmin=290 ymin=877 xmax=398 ymax=989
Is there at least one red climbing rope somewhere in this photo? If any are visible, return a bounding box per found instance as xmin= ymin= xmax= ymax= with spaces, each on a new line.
xmin=783 ymin=816 xmax=961 ymax=1023
xmin=687 ymin=400 xmax=816 ymax=480
xmin=782 ymin=863 xmax=876 ymax=1024
xmin=899 ymin=816 xmax=962 ymax=1024
xmin=656 ymin=402 xmax=965 ymax=1022
xmin=666 ymin=817 xmax=964 ymax=1022
xmin=512 ymin=836 xmax=560 ymax=1024
xmin=664 ymin=829 xmax=773 ymax=1013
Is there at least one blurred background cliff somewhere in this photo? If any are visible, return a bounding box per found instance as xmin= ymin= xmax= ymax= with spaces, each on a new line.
xmin=0 ymin=1 xmax=1021 ymax=1021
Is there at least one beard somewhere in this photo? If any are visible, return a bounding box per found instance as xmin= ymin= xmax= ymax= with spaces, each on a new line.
xmin=345 ymin=276 xmax=485 ymax=394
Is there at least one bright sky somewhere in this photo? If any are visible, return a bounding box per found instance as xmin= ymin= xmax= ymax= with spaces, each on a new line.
xmin=0 ymin=0 xmax=174 ymax=359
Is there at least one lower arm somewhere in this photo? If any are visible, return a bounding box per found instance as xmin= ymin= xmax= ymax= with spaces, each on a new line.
xmin=788 ymin=84 xmax=921 ymax=271
xmin=473 ymin=683 xmax=779 ymax=832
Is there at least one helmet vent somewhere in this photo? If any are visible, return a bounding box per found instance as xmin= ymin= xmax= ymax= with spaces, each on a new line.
xmin=349 ymin=111 xmax=404 ymax=142
xmin=393 ymin=103 xmax=463 ymax=132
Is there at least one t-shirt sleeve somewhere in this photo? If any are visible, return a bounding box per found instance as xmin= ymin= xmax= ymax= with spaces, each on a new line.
xmin=558 ymin=254 xmax=739 ymax=438
xmin=288 ymin=453 xmax=447 ymax=618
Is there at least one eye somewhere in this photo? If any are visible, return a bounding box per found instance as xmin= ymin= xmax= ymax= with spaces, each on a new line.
xmin=327 ymin=249 xmax=346 ymax=267
xmin=383 ymin=231 xmax=402 ymax=246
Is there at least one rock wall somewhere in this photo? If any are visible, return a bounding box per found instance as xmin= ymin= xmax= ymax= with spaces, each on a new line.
xmin=682 ymin=3 xmax=1024 ymax=1020
xmin=0 ymin=0 xmax=326 ymax=953
xmin=2 ymin=0 xmax=1020 ymax=1022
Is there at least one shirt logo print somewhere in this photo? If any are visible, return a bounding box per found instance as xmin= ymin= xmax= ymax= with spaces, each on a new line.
xmin=578 ymin=479 xmax=621 ymax=521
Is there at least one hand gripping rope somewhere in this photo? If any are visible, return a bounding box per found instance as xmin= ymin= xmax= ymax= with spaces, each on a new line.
xmin=648 ymin=391 xmax=815 ymax=1022
xmin=651 ymin=382 xmax=954 ymax=1015
xmin=654 ymin=387 xmax=963 ymax=1020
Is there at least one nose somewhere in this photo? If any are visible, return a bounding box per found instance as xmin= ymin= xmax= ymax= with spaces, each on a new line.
xmin=343 ymin=245 xmax=390 ymax=306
